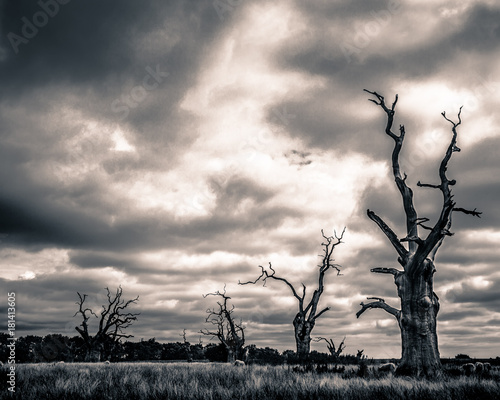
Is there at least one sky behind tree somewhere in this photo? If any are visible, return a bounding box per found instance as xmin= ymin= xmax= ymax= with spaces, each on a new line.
xmin=1 ymin=0 xmax=499 ymax=359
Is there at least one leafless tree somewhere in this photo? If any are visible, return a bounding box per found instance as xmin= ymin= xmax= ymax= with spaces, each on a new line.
xmin=357 ymin=90 xmax=481 ymax=377
xmin=314 ymin=336 xmax=346 ymax=359
xmin=180 ymin=328 xmax=193 ymax=362
xmin=200 ymin=286 xmax=245 ymax=363
xmin=356 ymin=349 xmax=366 ymax=361
xmin=74 ymin=286 xmax=139 ymax=362
xmin=240 ymin=229 xmax=344 ymax=358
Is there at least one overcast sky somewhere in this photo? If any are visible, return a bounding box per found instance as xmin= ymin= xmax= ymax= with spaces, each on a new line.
xmin=1 ymin=0 xmax=499 ymax=359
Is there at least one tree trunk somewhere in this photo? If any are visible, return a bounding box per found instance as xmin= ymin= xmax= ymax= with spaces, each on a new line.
xmin=85 ymin=347 xmax=102 ymax=362
xmin=395 ymin=261 xmax=441 ymax=377
xmin=293 ymin=315 xmax=313 ymax=358
xmin=226 ymin=348 xmax=236 ymax=363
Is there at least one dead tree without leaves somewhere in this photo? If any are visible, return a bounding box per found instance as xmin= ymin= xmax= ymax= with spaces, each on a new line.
xmin=357 ymin=90 xmax=481 ymax=377
xmin=314 ymin=336 xmax=346 ymax=360
xmin=74 ymin=286 xmax=139 ymax=362
xmin=240 ymin=229 xmax=345 ymax=359
xmin=200 ymin=286 xmax=245 ymax=363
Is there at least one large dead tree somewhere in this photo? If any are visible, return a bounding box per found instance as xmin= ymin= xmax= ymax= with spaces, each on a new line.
xmin=357 ymin=90 xmax=481 ymax=377
xmin=74 ymin=286 xmax=139 ymax=361
xmin=240 ymin=229 xmax=344 ymax=358
xmin=200 ymin=286 xmax=245 ymax=363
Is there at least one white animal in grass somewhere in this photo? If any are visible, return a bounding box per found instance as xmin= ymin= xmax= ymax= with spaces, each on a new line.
xmin=378 ymin=363 xmax=396 ymax=373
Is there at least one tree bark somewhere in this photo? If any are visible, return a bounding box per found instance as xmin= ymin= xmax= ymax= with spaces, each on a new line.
xmin=396 ymin=262 xmax=441 ymax=376
xmin=293 ymin=316 xmax=313 ymax=357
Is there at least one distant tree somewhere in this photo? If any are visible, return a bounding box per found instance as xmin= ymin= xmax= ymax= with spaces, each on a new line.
xmin=356 ymin=90 xmax=481 ymax=377
xmin=246 ymin=345 xmax=283 ymax=365
xmin=314 ymin=336 xmax=346 ymax=360
xmin=15 ymin=335 xmax=43 ymax=363
xmin=200 ymin=286 xmax=245 ymax=363
xmin=240 ymin=229 xmax=344 ymax=359
xmin=38 ymin=334 xmax=75 ymax=362
xmin=74 ymin=286 xmax=139 ymax=361
xmin=204 ymin=343 xmax=228 ymax=362
xmin=134 ymin=338 xmax=162 ymax=361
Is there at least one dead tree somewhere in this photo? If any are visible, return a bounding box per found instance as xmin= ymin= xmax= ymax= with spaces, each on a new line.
xmin=200 ymin=286 xmax=245 ymax=363
xmin=74 ymin=286 xmax=139 ymax=362
xmin=180 ymin=329 xmax=193 ymax=362
xmin=357 ymin=90 xmax=481 ymax=377
xmin=314 ymin=336 xmax=346 ymax=359
xmin=240 ymin=229 xmax=344 ymax=358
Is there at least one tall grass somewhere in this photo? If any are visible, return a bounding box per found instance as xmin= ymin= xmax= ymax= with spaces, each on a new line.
xmin=1 ymin=362 xmax=499 ymax=400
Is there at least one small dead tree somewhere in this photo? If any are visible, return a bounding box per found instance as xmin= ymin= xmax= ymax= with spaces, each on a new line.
xmin=200 ymin=286 xmax=245 ymax=363
xmin=74 ymin=286 xmax=139 ymax=362
xmin=357 ymin=90 xmax=481 ymax=377
xmin=240 ymin=229 xmax=344 ymax=358
xmin=314 ymin=336 xmax=346 ymax=359
xmin=180 ymin=329 xmax=193 ymax=362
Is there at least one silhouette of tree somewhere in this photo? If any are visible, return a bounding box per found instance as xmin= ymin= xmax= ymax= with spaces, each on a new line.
xmin=357 ymin=90 xmax=481 ymax=377
xmin=240 ymin=229 xmax=344 ymax=358
xmin=314 ymin=336 xmax=346 ymax=360
xmin=200 ymin=286 xmax=245 ymax=363
xmin=74 ymin=286 xmax=139 ymax=361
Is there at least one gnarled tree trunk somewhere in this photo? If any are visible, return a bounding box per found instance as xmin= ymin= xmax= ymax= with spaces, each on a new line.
xmin=396 ymin=265 xmax=440 ymax=376
xmin=294 ymin=316 xmax=313 ymax=356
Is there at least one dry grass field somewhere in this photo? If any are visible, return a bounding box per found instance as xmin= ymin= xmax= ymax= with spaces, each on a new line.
xmin=1 ymin=362 xmax=500 ymax=400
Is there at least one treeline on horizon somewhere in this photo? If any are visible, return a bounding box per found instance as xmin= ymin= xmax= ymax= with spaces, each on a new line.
xmin=2 ymin=333 xmax=499 ymax=366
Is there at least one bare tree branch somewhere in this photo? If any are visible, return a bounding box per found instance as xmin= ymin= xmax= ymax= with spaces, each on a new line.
xmin=453 ymin=207 xmax=482 ymax=218
xmin=239 ymin=263 xmax=305 ymax=306
xmin=371 ymin=267 xmax=403 ymax=276
xmin=367 ymin=210 xmax=408 ymax=260
xmin=365 ymin=89 xmax=419 ymax=255
xmin=314 ymin=336 xmax=346 ymax=358
xmin=356 ymin=297 xmax=401 ymax=320
xmin=417 ymin=181 xmax=441 ymax=189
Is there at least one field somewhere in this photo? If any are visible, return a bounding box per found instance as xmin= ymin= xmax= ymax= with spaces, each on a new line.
xmin=1 ymin=362 xmax=500 ymax=400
